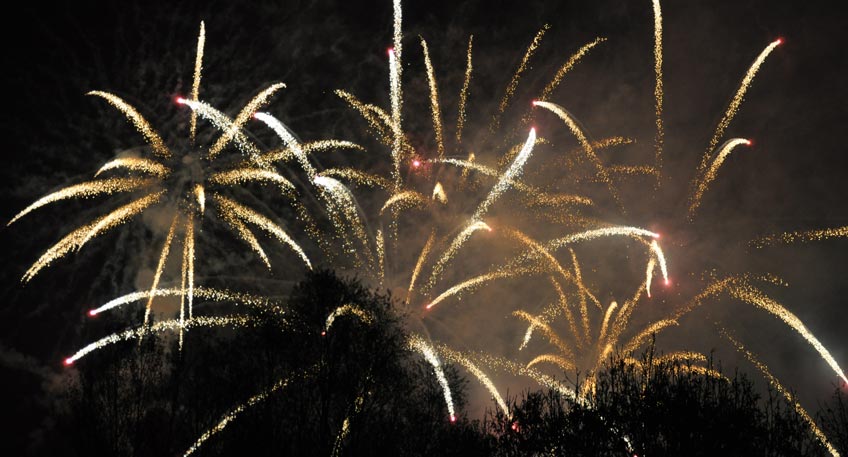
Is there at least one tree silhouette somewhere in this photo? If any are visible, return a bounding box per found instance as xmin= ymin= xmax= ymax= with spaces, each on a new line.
xmin=484 ymin=349 xmax=831 ymax=456
xmin=46 ymin=270 xmax=486 ymax=456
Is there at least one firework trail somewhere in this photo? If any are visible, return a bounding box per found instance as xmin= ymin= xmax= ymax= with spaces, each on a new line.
xmin=407 ymin=229 xmax=436 ymax=302
xmin=751 ymin=225 xmax=848 ymax=248
xmin=87 ymin=91 xmax=171 ymax=158
xmin=473 ymin=128 xmax=537 ymax=220
xmin=143 ymin=214 xmax=179 ymax=326
xmin=652 ymin=0 xmax=664 ymax=181
xmin=95 ymin=157 xmax=169 ymax=178
xmin=727 ymin=282 xmax=848 ymax=385
xmin=420 ymin=37 xmax=445 ymax=159
xmin=434 ymin=343 xmax=510 ymax=417
xmin=190 ymin=21 xmax=205 ymax=142
xmin=324 ymin=304 xmax=374 ymax=334
xmin=408 ymin=334 xmax=456 ymax=422
xmin=21 ymin=191 xmax=164 ymax=283
xmin=688 ymin=138 xmax=751 ymax=219
xmin=456 ymin=36 xmax=473 ymax=146
xmin=491 ymin=25 xmax=550 ymax=133
xmin=425 ymin=220 xmax=492 ymax=293
xmin=88 ymin=286 xmax=279 ymax=316
xmin=7 ymin=178 xmax=153 ymax=225
xmin=64 ymin=316 xmax=256 ymax=365
xmin=532 ymin=100 xmax=622 ymax=209
xmin=208 ymin=83 xmax=286 ymax=159
xmin=183 ymin=370 xmax=315 ymax=457
xmin=698 ymin=38 xmax=782 ymax=177
xmin=722 ymin=329 xmax=840 ymax=457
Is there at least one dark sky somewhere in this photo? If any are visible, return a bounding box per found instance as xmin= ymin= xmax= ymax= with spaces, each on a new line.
xmin=1 ymin=0 xmax=847 ymax=451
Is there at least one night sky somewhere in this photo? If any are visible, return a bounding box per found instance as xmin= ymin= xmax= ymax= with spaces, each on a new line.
xmin=1 ymin=0 xmax=847 ymax=452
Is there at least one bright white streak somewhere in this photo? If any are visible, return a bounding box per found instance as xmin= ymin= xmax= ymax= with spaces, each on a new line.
xmin=472 ymin=128 xmax=536 ymax=220
xmin=253 ymin=112 xmax=316 ymax=177
xmin=408 ymin=335 xmax=456 ymax=422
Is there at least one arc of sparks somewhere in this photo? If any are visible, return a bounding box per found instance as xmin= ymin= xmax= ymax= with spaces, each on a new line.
xmin=425 ymin=220 xmax=492 ymax=292
xmin=95 ymin=157 xmax=169 ymax=178
xmin=721 ymin=329 xmax=840 ymax=457
xmin=408 ymin=335 xmax=456 ymax=422
xmin=178 ymin=98 xmax=262 ymax=160
xmin=688 ymin=138 xmax=752 ymax=219
xmin=473 ymin=128 xmax=537 ymax=220
xmin=207 ymin=83 xmax=286 ymax=159
xmin=23 ymin=191 xmax=165 ymax=282
xmin=532 ymin=100 xmax=622 ymax=210
xmin=87 ymin=91 xmax=171 ymax=158
xmin=698 ymin=38 xmax=782 ymax=177
xmin=8 ymin=178 xmax=152 ymax=225
xmin=215 ymin=195 xmax=312 ymax=270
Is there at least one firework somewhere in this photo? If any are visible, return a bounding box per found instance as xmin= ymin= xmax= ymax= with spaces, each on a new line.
xmin=20 ymin=1 xmax=846 ymax=454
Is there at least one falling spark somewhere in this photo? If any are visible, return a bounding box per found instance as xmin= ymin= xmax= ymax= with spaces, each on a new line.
xmin=193 ymin=184 xmax=205 ymax=215
xmin=253 ymin=111 xmax=316 ymax=177
xmin=513 ymin=310 xmax=574 ymax=360
xmin=650 ymin=239 xmax=669 ymax=285
xmin=320 ymin=168 xmax=393 ymax=190
xmin=389 ymin=47 xmax=402 ymax=188
xmin=645 ymin=257 xmax=657 ymax=298
xmin=526 ymin=354 xmax=575 ymax=372
xmin=66 ymin=316 xmax=255 ymax=365
xmin=435 ymin=343 xmax=510 ymax=417
xmin=261 ymin=140 xmax=365 ymax=164
xmin=209 ymin=168 xmax=295 ymax=194
xmin=178 ymin=98 xmax=262 ymax=160
xmin=376 ymin=228 xmax=385 ymax=283
xmin=88 ymin=286 xmax=278 ymax=316
xmin=546 ymin=226 xmax=659 ymax=251
xmin=380 ymin=190 xmax=429 ymax=215
xmin=426 ymin=267 xmax=533 ymax=310
xmin=183 ymin=371 xmax=306 ymax=457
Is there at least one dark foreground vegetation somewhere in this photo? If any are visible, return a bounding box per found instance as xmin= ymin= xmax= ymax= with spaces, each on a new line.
xmin=30 ymin=271 xmax=848 ymax=456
